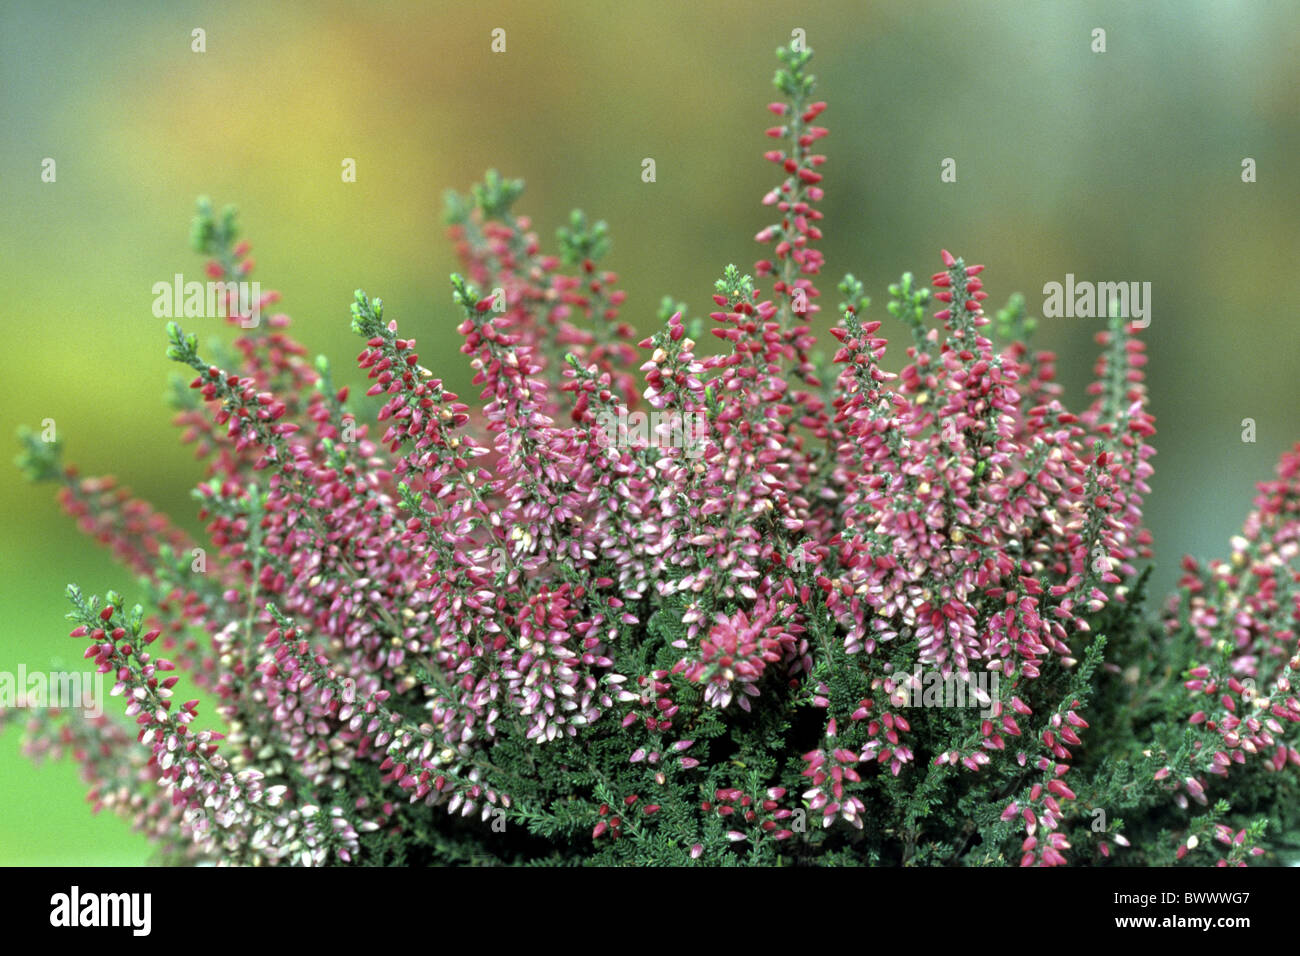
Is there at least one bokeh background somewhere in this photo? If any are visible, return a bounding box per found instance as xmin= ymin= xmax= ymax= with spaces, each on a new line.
xmin=1 ymin=0 xmax=1297 ymax=864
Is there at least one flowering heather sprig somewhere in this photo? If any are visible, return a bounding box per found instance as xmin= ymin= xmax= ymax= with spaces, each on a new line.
xmin=1154 ymin=441 xmax=1300 ymax=839
xmin=446 ymin=171 xmax=639 ymax=414
xmin=57 ymin=587 xmax=357 ymax=865
xmin=12 ymin=39 xmax=1300 ymax=867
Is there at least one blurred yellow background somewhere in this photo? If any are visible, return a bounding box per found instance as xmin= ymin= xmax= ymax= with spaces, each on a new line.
xmin=1 ymin=0 xmax=1297 ymax=863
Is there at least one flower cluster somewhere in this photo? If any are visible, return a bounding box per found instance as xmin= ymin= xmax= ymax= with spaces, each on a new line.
xmin=1157 ymin=442 xmax=1300 ymax=861
xmin=8 ymin=41 xmax=1299 ymax=867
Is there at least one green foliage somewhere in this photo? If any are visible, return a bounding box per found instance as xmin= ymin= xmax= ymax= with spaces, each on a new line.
xmin=557 ymin=209 xmax=611 ymax=267
xmin=14 ymin=424 xmax=62 ymax=483
xmin=886 ymin=272 xmax=932 ymax=351
xmin=994 ymin=292 xmax=1036 ymax=344
xmin=774 ymin=41 xmax=815 ymax=102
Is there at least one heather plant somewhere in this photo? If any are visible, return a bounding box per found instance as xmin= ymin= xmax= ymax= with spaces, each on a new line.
xmin=6 ymin=41 xmax=1300 ymax=867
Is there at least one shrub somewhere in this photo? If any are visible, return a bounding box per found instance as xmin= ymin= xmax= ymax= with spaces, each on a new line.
xmin=7 ymin=40 xmax=1300 ymax=867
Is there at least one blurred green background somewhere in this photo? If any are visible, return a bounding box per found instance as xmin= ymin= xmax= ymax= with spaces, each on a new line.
xmin=1 ymin=0 xmax=1297 ymax=864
